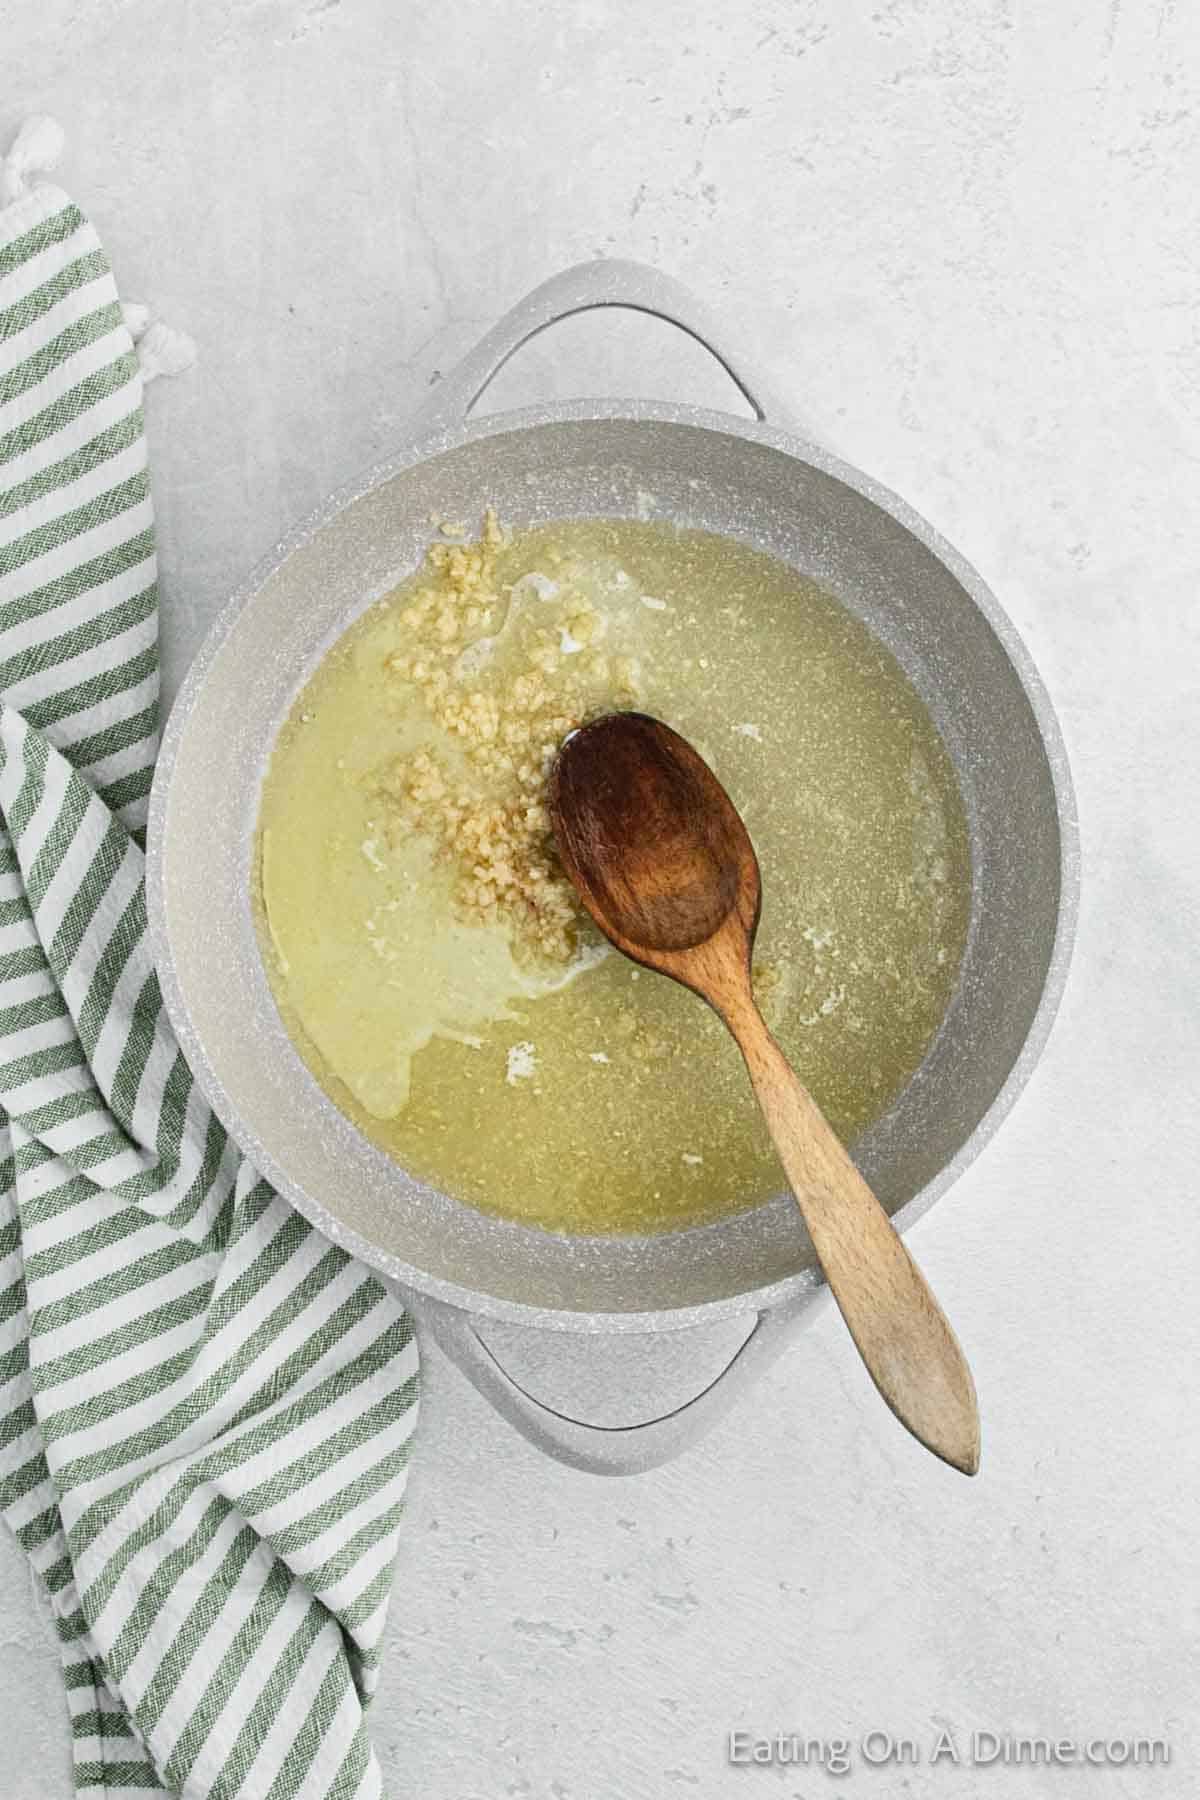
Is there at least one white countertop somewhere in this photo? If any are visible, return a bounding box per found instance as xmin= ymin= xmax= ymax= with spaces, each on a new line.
xmin=4 ymin=2 xmax=1199 ymax=1795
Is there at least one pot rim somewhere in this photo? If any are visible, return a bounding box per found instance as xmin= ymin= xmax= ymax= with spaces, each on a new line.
xmin=147 ymin=396 xmax=1080 ymax=1335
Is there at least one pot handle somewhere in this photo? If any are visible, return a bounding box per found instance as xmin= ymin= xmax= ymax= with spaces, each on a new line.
xmin=418 ymin=1291 xmax=819 ymax=1476
xmin=406 ymin=257 xmax=793 ymax=435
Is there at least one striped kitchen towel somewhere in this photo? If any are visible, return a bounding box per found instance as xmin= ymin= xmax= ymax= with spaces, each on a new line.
xmin=0 ymin=119 xmax=419 ymax=1799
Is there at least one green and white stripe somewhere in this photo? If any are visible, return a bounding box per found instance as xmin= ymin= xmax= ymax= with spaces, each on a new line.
xmin=0 ymin=127 xmax=419 ymax=1799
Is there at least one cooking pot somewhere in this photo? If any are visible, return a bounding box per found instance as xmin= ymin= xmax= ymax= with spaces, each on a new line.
xmin=147 ymin=260 xmax=1078 ymax=1474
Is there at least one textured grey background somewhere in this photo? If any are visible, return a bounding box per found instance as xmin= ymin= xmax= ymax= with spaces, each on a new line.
xmin=3 ymin=1 xmax=1200 ymax=1796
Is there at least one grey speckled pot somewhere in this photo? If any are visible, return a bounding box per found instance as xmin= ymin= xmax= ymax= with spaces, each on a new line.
xmin=146 ymin=260 xmax=1078 ymax=1475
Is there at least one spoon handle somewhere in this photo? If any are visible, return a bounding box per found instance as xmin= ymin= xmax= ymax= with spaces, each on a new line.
xmin=731 ymin=1006 xmax=980 ymax=1475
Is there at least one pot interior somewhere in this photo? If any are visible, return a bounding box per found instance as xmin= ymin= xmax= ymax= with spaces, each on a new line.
xmin=153 ymin=412 xmax=1067 ymax=1319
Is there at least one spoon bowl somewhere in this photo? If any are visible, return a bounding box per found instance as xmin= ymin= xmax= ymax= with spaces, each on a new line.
xmin=550 ymin=712 xmax=757 ymax=961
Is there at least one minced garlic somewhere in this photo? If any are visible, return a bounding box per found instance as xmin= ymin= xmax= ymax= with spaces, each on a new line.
xmin=368 ymin=511 xmax=643 ymax=966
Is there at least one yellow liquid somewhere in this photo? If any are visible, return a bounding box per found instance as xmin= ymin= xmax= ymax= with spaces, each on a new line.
xmin=256 ymin=519 xmax=970 ymax=1234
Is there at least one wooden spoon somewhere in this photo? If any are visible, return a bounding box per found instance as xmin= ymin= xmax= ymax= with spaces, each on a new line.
xmin=549 ymin=711 xmax=980 ymax=1476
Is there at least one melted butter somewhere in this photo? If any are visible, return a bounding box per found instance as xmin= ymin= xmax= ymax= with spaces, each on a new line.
xmin=257 ymin=533 xmax=647 ymax=1115
xmin=256 ymin=518 xmax=971 ymax=1235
